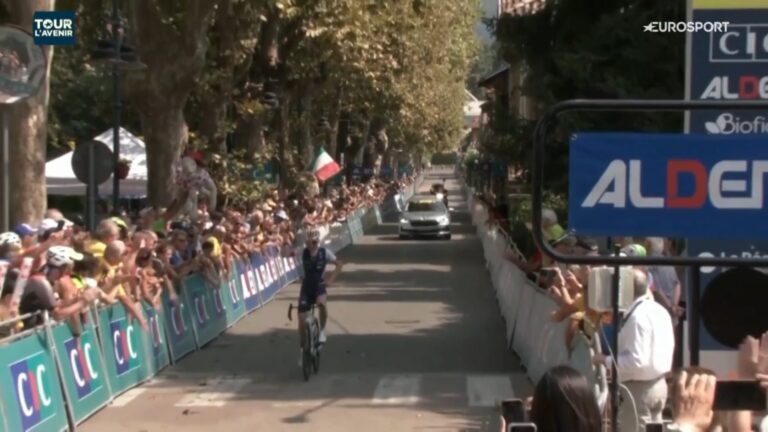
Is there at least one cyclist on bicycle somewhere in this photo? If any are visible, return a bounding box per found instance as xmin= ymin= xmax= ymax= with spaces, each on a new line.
xmin=298 ymin=228 xmax=343 ymax=359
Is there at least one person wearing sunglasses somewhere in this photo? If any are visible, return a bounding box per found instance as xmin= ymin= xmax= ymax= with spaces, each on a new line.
xmin=297 ymin=228 xmax=343 ymax=365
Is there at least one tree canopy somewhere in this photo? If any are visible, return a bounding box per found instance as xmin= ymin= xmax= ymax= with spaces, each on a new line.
xmin=39 ymin=0 xmax=480 ymax=210
xmin=487 ymin=0 xmax=685 ymax=194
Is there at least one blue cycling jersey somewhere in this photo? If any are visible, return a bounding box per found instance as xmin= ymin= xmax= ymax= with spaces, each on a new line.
xmin=302 ymin=247 xmax=328 ymax=289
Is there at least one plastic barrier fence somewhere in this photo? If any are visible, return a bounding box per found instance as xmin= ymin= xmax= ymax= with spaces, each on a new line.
xmin=467 ymin=186 xmax=609 ymax=405
xmin=0 ymin=204 xmax=383 ymax=431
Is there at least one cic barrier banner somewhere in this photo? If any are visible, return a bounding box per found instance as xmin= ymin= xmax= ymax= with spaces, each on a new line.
xmin=140 ymin=301 xmax=170 ymax=376
xmin=0 ymin=329 xmax=69 ymax=432
xmin=98 ymin=304 xmax=151 ymax=397
xmin=223 ymin=261 xmax=247 ymax=327
xmin=0 ymin=199 xmax=400 ymax=431
xmin=183 ymin=274 xmax=228 ymax=348
xmin=161 ymin=294 xmax=197 ymax=363
xmin=51 ymin=315 xmax=111 ymax=425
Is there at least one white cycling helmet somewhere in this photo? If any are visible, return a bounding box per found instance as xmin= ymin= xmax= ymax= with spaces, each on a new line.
xmin=47 ymin=246 xmax=84 ymax=268
xmin=0 ymin=231 xmax=21 ymax=248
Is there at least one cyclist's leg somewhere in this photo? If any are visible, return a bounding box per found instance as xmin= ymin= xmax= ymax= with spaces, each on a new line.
xmin=316 ymin=284 xmax=328 ymax=331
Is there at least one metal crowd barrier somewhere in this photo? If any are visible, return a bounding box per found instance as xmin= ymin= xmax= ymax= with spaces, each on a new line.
xmin=0 ymin=203 xmax=387 ymax=432
xmin=466 ymin=185 xmax=609 ymax=411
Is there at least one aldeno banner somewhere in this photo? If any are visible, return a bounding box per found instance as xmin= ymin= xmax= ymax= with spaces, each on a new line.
xmin=687 ymin=0 xmax=768 ymax=377
xmin=568 ymin=132 xmax=768 ymax=238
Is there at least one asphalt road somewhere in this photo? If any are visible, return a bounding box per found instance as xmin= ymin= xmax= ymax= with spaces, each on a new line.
xmin=81 ymin=171 xmax=531 ymax=432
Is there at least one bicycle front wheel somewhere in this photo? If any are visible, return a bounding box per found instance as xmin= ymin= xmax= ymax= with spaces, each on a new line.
xmin=302 ymin=328 xmax=313 ymax=381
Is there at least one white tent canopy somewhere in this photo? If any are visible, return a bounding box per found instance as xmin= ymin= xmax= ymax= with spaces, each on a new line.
xmin=45 ymin=128 xmax=148 ymax=197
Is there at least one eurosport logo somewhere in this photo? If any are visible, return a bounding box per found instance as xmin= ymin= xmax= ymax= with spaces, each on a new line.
xmin=581 ymin=159 xmax=768 ymax=209
xmin=193 ymin=294 xmax=210 ymax=327
xmin=168 ymin=302 xmax=188 ymax=340
xmin=109 ymin=319 xmax=140 ymax=376
xmin=705 ymin=113 xmax=768 ymax=135
xmin=644 ymin=21 xmax=729 ymax=33
xmin=699 ymin=75 xmax=768 ymax=99
xmin=32 ymin=11 xmax=75 ymax=45
xmin=9 ymin=352 xmax=55 ymax=431
xmin=709 ymin=24 xmax=768 ymax=62
xmin=63 ymin=337 xmax=102 ymax=400
xmin=145 ymin=308 xmax=164 ymax=357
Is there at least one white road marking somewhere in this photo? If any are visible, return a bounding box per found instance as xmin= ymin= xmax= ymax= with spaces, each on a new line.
xmin=174 ymin=377 xmax=251 ymax=407
xmin=111 ymin=388 xmax=147 ymax=407
xmin=466 ymin=375 xmax=514 ymax=407
xmin=272 ymin=401 xmax=324 ymax=408
xmin=372 ymin=375 xmax=421 ymax=405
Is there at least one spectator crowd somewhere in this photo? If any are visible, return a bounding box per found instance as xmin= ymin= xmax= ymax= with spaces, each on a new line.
xmin=0 ymin=174 xmax=419 ymax=341
xmin=473 ymin=195 xmax=768 ymax=431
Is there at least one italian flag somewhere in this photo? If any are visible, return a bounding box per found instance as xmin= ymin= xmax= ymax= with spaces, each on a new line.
xmin=311 ymin=147 xmax=341 ymax=182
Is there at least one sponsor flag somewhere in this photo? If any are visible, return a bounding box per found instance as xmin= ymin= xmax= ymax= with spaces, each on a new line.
xmin=310 ymin=147 xmax=341 ymax=182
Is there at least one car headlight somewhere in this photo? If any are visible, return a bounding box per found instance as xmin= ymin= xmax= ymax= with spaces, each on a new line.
xmin=400 ymin=218 xmax=409 ymax=224
xmin=436 ymin=193 xmax=444 ymax=200
xmin=437 ymin=216 xmax=449 ymax=225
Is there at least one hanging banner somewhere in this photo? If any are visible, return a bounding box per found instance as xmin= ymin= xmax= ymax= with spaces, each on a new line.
xmin=568 ymin=132 xmax=768 ymax=238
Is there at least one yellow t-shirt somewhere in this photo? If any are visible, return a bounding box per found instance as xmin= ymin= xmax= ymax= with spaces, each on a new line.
xmin=106 ymin=263 xmax=127 ymax=298
xmin=86 ymin=240 xmax=107 ymax=258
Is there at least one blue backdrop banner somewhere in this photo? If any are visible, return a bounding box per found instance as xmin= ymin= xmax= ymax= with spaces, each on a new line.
xmin=568 ymin=132 xmax=768 ymax=238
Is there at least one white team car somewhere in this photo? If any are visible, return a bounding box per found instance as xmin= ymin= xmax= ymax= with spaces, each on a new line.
xmin=398 ymin=195 xmax=451 ymax=240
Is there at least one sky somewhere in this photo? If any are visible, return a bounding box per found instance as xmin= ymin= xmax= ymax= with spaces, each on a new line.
xmin=475 ymin=0 xmax=497 ymax=43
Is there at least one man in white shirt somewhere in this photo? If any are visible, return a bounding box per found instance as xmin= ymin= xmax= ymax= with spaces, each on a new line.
xmin=593 ymin=268 xmax=675 ymax=431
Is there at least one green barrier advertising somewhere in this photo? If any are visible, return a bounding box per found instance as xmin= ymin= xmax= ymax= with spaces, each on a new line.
xmin=51 ymin=316 xmax=111 ymax=425
xmin=140 ymin=302 xmax=170 ymax=376
xmin=0 ymin=329 xmax=69 ymax=432
xmin=222 ymin=262 xmax=246 ymax=327
xmin=182 ymin=274 xmax=228 ymax=348
xmin=348 ymin=214 xmax=364 ymax=244
xmin=161 ymin=294 xmax=197 ymax=363
xmin=98 ymin=304 xmax=150 ymax=396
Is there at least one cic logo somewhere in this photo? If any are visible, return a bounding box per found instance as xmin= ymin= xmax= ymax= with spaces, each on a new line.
xmin=194 ymin=295 xmax=210 ymax=327
xmin=213 ymin=288 xmax=225 ymax=316
xmin=145 ymin=308 xmax=164 ymax=357
xmin=9 ymin=352 xmax=55 ymax=431
xmin=64 ymin=336 xmax=101 ymax=400
xmin=168 ymin=302 xmax=188 ymax=340
xmin=109 ymin=319 xmax=140 ymax=376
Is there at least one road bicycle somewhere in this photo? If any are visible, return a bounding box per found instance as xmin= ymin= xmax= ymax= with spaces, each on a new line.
xmin=288 ymin=302 xmax=321 ymax=381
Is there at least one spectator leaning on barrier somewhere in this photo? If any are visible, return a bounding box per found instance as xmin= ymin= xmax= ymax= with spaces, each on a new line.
xmin=593 ymin=268 xmax=674 ymax=432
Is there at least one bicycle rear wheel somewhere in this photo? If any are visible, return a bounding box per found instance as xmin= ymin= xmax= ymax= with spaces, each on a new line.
xmin=312 ymin=321 xmax=321 ymax=374
xmin=302 ymin=328 xmax=313 ymax=381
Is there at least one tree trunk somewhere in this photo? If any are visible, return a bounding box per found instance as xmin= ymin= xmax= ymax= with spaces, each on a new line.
xmin=234 ymin=115 xmax=265 ymax=154
xmin=126 ymin=0 xmax=219 ymax=205
xmin=277 ymin=93 xmax=289 ymax=190
xmin=138 ymin=104 xmax=187 ymax=206
xmin=0 ymin=0 xmax=55 ymax=228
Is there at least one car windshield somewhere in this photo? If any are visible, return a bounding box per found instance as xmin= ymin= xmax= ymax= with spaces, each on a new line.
xmin=407 ymin=201 xmax=445 ymax=212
